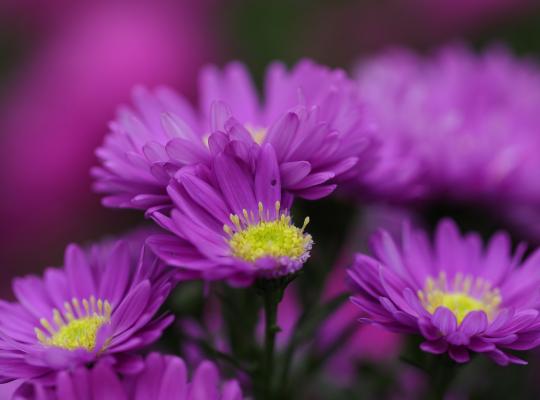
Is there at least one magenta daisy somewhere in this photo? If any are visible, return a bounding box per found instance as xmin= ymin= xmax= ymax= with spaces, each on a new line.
xmin=349 ymin=219 xmax=540 ymax=365
xmin=148 ymin=143 xmax=313 ymax=285
xmin=14 ymin=353 xmax=243 ymax=400
xmin=91 ymin=85 xmax=213 ymax=211
xmin=199 ymin=60 xmax=375 ymax=199
xmin=93 ymin=60 xmax=375 ymax=211
xmin=0 ymin=238 xmax=175 ymax=383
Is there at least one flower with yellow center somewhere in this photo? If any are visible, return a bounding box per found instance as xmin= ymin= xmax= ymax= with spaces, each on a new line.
xmin=418 ymin=272 xmax=501 ymax=324
xmin=224 ymin=201 xmax=312 ymax=274
xmin=35 ymin=296 xmax=112 ymax=351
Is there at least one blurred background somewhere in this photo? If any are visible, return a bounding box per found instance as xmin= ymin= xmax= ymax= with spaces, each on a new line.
xmin=1 ymin=0 xmax=540 ymax=293
xmin=2 ymin=1 xmax=540 ymax=398
xmin=0 ymin=1 xmax=538 ymax=301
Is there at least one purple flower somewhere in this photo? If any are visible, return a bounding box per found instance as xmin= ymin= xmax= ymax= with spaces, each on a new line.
xmin=148 ymin=143 xmax=313 ymax=285
xmin=200 ymin=60 xmax=376 ymax=198
xmin=0 ymin=238 xmax=175 ymax=383
xmin=13 ymin=352 xmax=243 ymax=400
xmin=93 ymin=60 xmax=376 ymax=210
xmin=91 ymin=85 xmax=213 ymax=211
xmin=348 ymin=219 xmax=540 ymax=365
xmin=355 ymin=44 xmax=540 ymax=206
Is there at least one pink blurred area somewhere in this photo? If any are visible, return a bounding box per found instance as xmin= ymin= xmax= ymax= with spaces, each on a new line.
xmin=0 ymin=0 xmax=219 ymax=294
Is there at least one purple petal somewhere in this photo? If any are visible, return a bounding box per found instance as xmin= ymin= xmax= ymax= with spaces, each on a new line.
xmin=420 ymin=339 xmax=448 ymax=354
xmin=280 ymin=161 xmax=311 ymax=187
xmin=460 ymin=311 xmax=488 ymax=337
xmin=255 ymin=144 xmax=281 ymax=210
xmin=432 ymin=307 xmax=457 ymax=336
xmin=213 ymin=152 xmax=256 ymax=215
xmin=90 ymin=361 xmax=127 ymax=400
xmin=264 ymin=112 xmax=299 ymax=161
xmin=448 ymin=346 xmax=470 ymax=363
xmin=157 ymin=356 xmax=187 ymax=400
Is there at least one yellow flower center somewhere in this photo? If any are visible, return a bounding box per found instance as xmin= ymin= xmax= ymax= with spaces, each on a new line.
xmin=224 ymin=202 xmax=312 ymax=263
xmin=418 ymin=272 xmax=501 ymax=324
xmin=35 ymin=296 xmax=112 ymax=351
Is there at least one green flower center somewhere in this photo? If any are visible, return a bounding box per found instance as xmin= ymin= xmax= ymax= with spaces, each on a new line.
xmin=418 ymin=272 xmax=501 ymax=324
xmin=225 ymin=202 xmax=312 ymax=263
xmin=35 ymin=297 xmax=111 ymax=351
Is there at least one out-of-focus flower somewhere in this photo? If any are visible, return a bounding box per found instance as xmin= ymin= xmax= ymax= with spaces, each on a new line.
xmin=0 ymin=237 xmax=175 ymax=383
xmin=355 ymin=44 xmax=540 ymax=208
xmin=13 ymin=353 xmax=243 ymax=400
xmin=148 ymin=144 xmax=312 ymax=285
xmin=92 ymin=86 xmax=219 ymax=210
xmin=349 ymin=219 xmax=540 ymax=365
xmin=93 ymin=60 xmax=377 ymax=211
xmin=0 ymin=0 xmax=216 ymax=290
xmin=199 ymin=60 xmax=375 ymax=197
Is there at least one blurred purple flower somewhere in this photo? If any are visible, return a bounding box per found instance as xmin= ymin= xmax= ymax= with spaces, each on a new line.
xmin=93 ymin=60 xmax=377 ymax=210
xmin=0 ymin=0 xmax=215 ymax=288
xmin=199 ymin=60 xmax=375 ymax=196
xmin=0 ymin=237 xmax=175 ymax=383
xmin=349 ymin=219 xmax=540 ymax=365
xmin=13 ymin=352 xmax=243 ymax=400
xmin=355 ymin=44 xmax=540 ymax=207
xmin=148 ymin=144 xmax=312 ymax=285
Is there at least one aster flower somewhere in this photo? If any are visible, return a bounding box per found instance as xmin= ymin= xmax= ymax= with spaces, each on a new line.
xmin=0 ymin=238 xmax=175 ymax=383
xmin=348 ymin=219 xmax=540 ymax=365
xmin=91 ymin=85 xmax=213 ymax=210
xmin=13 ymin=353 xmax=243 ymax=400
xmin=148 ymin=143 xmax=313 ymax=285
xmin=93 ymin=59 xmax=375 ymax=210
xmin=355 ymin=44 xmax=540 ymax=206
xmin=200 ymin=60 xmax=376 ymax=199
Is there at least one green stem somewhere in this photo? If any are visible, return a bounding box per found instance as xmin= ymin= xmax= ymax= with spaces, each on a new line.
xmin=426 ymin=358 xmax=458 ymax=400
xmin=255 ymin=278 xmax=289 ymax=400
xmin=263 ymin=288 xmax=280 ymax=398
xmin=400 ymin=338 xmax=460 ymax=400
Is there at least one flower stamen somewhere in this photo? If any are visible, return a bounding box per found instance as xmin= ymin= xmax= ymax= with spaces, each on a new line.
xmin=418 ymin=272 xmax=501 ymax=324
xmin=35 ymin=296 xmax=112 ymax=351
xmin=224 ymin=201 xmax=312 ymax=264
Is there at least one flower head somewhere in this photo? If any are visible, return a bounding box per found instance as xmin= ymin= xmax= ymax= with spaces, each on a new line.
xmin=355 ymin=44 xmax=540 ymax=205
xmin=0 ymin=236 xmax=175 ymax=383
xmin=148 ymin=143 xmax=312 ymax=285
xmin=14 ymin=353 xmax=243 ymax=400
xmin=200 ymin=60 xmax=376 ymax=199
xmin=92 ymin=85 xmax=213 ymax=211
xmin=349 ymin=219 xmax=540 ymax=365
xmin=93 ymin=60 xmax=377 ymax=211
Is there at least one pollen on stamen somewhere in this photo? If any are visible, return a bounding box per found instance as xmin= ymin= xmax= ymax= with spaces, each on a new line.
xmin=223 ymin=201 xmax=313 ymax=270
xmin=35 ymin=296 xmax=112 ymax=351
xmin=418 ymin=272 xmax=501 ymax=324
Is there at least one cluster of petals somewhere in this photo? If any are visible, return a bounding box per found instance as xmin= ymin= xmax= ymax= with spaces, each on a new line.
xmin=0 ymin=236 xmax=175 ymax=384
xmin=355 ymin=44 xmax=540 ymax=206
xmin=349 ymin=219 xmax=540 ymax=365
xmin=13 ymin=353 xmax=242 ymax=400
xmin=93 ymin=60 xmax=376 ymax=211
xmin=148 ymin=142 xmax=312 ymax=285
